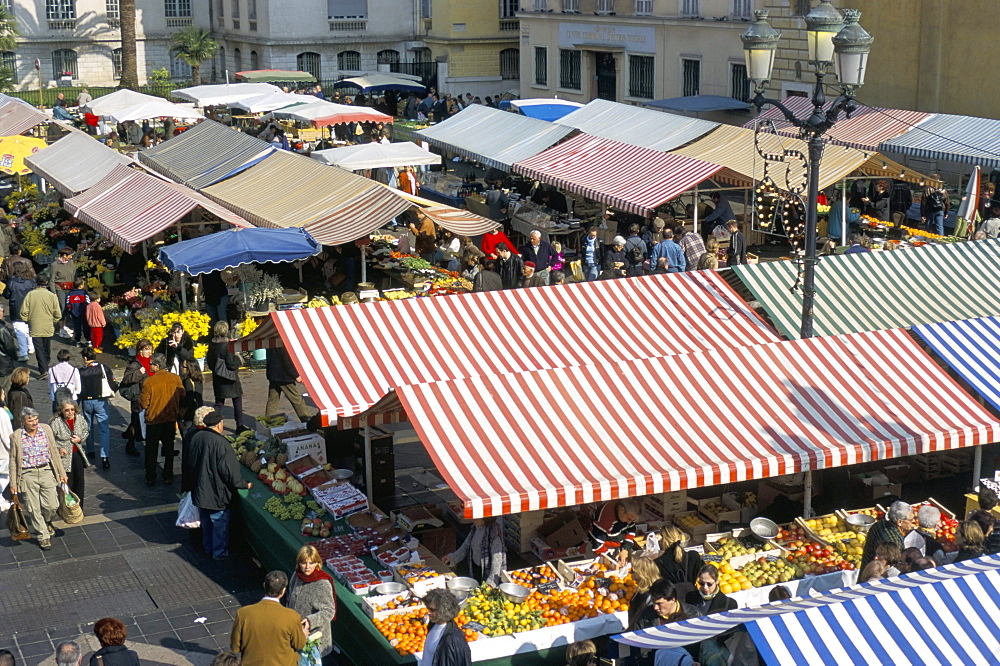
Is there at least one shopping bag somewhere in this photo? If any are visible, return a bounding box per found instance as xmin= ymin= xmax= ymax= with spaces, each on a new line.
xmin=298 ymin=631 xmax=323 ymax=666
xmin=569 ymin=259 xmax=584 ymax=282
xmin=176 ymin=492 xmax=201 ymax=529
xmin=57 ymin=483 xmax=84 ymax=524
xmin=6 ymin=494 xmax=30 ymax=540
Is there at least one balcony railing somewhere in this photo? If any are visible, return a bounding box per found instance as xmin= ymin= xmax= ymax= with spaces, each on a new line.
xmin=106 ymin=18 xmax=120 ymax=28
xmin=329 ymin=20 xmax=366 ymax=31
xmin=166 ymin=17 xmax=193 ymax=28
xmin=48 ymin=19 xmax=76 ymax=30
xmin=499 ymin=19 xmax=519 ymax=31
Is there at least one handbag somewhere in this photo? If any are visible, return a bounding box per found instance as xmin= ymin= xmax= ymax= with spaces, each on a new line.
xmin=176 ymin=492 xmax=201 ymax=529
xmin=57 ymin=482 xmax=84 ymax=524
xmin=214 ymin=353 xmax=238 ymax=381
xmin=6 ymin=493 xmax=30 ymax=540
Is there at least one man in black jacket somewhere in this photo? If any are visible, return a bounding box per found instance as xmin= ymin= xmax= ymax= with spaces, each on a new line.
xmin=78 ymin=347 xmax=118 ymax=468
xmin=190 ymin=410 xmax=251 ymax=560
xmin=0 ymin=303 xmax=18 ymax=394
xmin=264 ymin=346 xmax=313 ymax=422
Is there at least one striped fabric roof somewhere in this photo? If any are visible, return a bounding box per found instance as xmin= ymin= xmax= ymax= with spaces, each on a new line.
xmin=416 ymin=206 xmax=498 ymax=236
xmin=512 ymin=134 xmax=725 ymax=217
xmin=24 ymin=130 xmax=132 ymax=196
xmin=554 ymin=99 xmax=719 ymax=151
xmin=357 ymin=328 xmax=1000 ymax=518
xmin=137 ymin=120 xmax=275 ymax=189
xmin=913 ymin=316 xmax=1000 ymax=411
xmin=232 ymin=273 xmax=780 ymax=426
xmin=744 ymin=97 xmax=931 ymax=151
xmin=64 ymin=165 xmax=250 ymax=251
xmin=672 ymin=125 xmax=929 ymax=188
xmin=417 ymin=105 xmax=576 ymax=171
xmin=732 ymin=239 xmax=1000 ymax=339
xmin=202 ymin=151 xmax=411 ymax=245
xmin=616 ymin=555 xmax=1000 ymax=666
xmin=0 ymin=100 xmax=48 ymax=136
xmin=879 ymin=113 xmax=1000 ymax=168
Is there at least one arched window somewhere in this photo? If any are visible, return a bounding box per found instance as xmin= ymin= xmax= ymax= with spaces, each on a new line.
xmin=499 ymin=48 xmax=519 ymax=80
xmin=217 ymin=45 xmax=226 ymax=78
xmin=233 ymin=48 xmax=242 ymax=73
xmin=377 ymin=49 xmax=400 ymax=66
xmin=297 ymin=52 xmax=321 ymax=79
xmin=249 ymin=50 xmax=259 ymax=70
xmin=337 ymin=50 xmax=360 ymax=72
xmin=52 ymin=49 xmax=77 ymax=79
xmin=111 ymin=47 xmax=122 ymax=79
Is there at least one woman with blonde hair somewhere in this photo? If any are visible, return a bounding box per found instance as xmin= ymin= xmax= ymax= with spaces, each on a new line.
xmin=287 ymin=544 xmax=336 ymax=658
xmin=206 ymin=321 xmax=247 ymax=433
xmin=654 ymin=525 xmax=704 ymax=587
xmin=627 ymin=553 xmax=663 ymax=629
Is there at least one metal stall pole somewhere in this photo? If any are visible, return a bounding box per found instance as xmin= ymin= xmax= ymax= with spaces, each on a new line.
xmin=176 ymin=222 xmax=188 ymax=310
xmin=974 ymin=446 xmax=983 ymax=489
xmin=693 ymin=185 xmax=699 ymax=235
xmin=803 ymin=469 xmax=813 ymax=517
xmin=841 ymin=178 xmax=848 ymax=246
xmin=364 ymin=425 xmax=374 ymax=504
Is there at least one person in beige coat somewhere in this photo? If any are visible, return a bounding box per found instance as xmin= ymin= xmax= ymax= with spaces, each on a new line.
xmin=9 ymin=406 xmax=67 ymax=550
xmin=19 ymin=275 xmax=62 ymax=377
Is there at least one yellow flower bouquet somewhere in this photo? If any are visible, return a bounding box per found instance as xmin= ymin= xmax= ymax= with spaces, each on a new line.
xmin=115 ymin=310 xmax=211 ymax=351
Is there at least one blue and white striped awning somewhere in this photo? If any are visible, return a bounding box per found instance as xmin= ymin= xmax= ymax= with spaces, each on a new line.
xmin=878 ymin=113 xmax=1000 ymax=169
xmin=615 ymin=555 xmax=1000 ymax=665
xmin=912 ymin=316 xmax=1000 ymax=412
xmin=137 ymin=119 xmax=275 ymax=189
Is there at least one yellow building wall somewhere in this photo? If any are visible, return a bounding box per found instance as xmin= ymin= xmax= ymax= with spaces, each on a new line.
xmin=425 ymin=0 xmax=518 ymax=82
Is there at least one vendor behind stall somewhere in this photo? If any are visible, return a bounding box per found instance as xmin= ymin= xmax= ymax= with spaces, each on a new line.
xmin=442 ymin=517 xmax=506 ymax=586
xmin=588 ymin=498 xmax=642 ymax=563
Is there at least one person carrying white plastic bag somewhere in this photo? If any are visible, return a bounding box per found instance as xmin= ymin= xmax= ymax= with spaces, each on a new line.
xmin=176 ymin=491 xmax=201 ymax=529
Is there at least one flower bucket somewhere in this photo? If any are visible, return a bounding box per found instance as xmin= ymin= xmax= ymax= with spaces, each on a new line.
xmin=196 ymin=357 xmax=205 ymax=371
xmin=253 ymin=349 xmax=267 ymax=362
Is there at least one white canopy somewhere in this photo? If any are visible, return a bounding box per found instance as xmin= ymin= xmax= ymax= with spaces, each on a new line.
xmin=108 ymin=100 xmax=205 ymax=123
xmin=311 ymin=142 xmax=441 ymax=170
xmin=82 ymin=89 xmax=163 ymax=116
xmin=171 ymin=83 xmax=280 ymax=107
xmin=228 ymin=91 xmax=312 ymax=114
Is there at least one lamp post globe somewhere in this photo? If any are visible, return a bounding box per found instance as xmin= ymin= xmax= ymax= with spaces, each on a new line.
xmin=832 ymin=9 xmax=874 ymax=90
xmin=804 ymin=0 xmax=845 ymax=68
xmin=740 ymin=10 xmax=781 ymax=92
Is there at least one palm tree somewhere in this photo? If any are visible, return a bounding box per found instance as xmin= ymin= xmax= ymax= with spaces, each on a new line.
xmin=171 ymin=27 xmax=218 ymax=86
xmin=118 ymin=0 xmax=139 ymax=89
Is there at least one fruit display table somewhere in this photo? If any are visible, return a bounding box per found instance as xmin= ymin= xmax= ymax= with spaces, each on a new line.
xmin=234 ymin=466 xmax=624 ymax=665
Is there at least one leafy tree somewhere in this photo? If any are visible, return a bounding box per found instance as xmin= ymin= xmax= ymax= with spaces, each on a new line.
xmin=170 ymin=27 xmax=218 ymax=86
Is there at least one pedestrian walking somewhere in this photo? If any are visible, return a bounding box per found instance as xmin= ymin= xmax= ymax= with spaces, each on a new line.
xmin=265 ymin=346 xmax=313 ymax=423
xmin=19 ymin=274 xmax=62 ymax=377
xmin=138 ymin=352 xmax=185 ymax=486
xmin=119 ymin=339 xmax=152 ymax=457
xmin=47 ymin=348 xmax=81 ymax=409
xmin=49 ymin=399 xmax=89 ymax=505
xmin=85 ymin=293 xmax=106 ymax=352
xmin=54 ymin=641 xmax=82 ymax=666
xmin=49 ymin=246 xmax=77 ymax=335
xmin=231 ymin=570 xmax=306 ymax=666
xmin=78 ymin=347 xmax=117 ymax=469
xmin=190 ymin=410 xmax=250 ymax=559
xmin=420 ymin=588 xmax=472 ymax=666
xmin=66 ymin=279 xmax=89 ymax=345
xmin=0 ymin=303 xmax=18 ymax=395
xmin=4 ymin=262 xmax=36 ymax=361
xmin=9 ymin=406 xmax=67 ymax=550
xmin=7 ymin=367 xmax=33 ymax=430
xmin=88 ymin=617 xmax=139 ymax=666
xmin=207 ymin=321 xmax=247 ymax=433
xmin=286 ymin=545 xmax=336 ymax=659
xmin=156 ymin=322 xmax=202 ymax=425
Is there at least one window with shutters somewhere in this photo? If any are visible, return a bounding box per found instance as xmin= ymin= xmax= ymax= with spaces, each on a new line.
xmin=559 ymin=49 xmax=580 ymax=89
xmin=377 ymin=49 xmax=400 ymax=66
xmin=731 ymin=62 xmax=750 ymax=102
xmin=634 ymin=0 xmax=652 ymax=15
xmin=534 ymin=47 xmax=547 ymax=86
xmin=596 ymin=0 xmax=614 ymax=14
xmin=233 ymin=48 xmax=242 ymax=73
xmin=682 ymin=58 xmax=700 ymax=96
xmin=731 ymin=0 xmax=751 ymax=18
xmin=164 ymin=0 xmax=191 ymax=17
xmin=499 ymin=0 xmax=519 ymax=18
xmin=680 ymin=0 xmax=699 ymax=17
xmin=0 ymin=51 xmax=15 ymax=76
xmin=794 ymin=0 xmax=811 ymax=16
xmin=170 ymin=48 xmax=192 ymax=79
xmin=562 ymin=0 xmax=579 ymax=10
xmin=249 ymin=50 xmax=259 ymax=70
xmin=629 ymin=55 xmax=654 ymax=98
xmin=46 ymin=0 xmax=75 ymax=20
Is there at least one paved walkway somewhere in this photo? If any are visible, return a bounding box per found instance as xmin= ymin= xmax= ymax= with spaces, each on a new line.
xmin=0 ymin=337 xmax=280 ymax=666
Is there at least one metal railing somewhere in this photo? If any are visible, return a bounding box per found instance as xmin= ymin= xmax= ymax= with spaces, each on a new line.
xmin=47 ymin=20 xmax=76 ymax=30
xmin=166 ymin=17 xmax=193 ymax=28
xmin=499 ymin=19 xmax=519 ymax=31
xmin=329 ymin=20 xmax=366 ymax=31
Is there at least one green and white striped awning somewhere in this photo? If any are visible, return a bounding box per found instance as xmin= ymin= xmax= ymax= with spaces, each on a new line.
xmin=731 ymin=240 xmax=1000 ymax=339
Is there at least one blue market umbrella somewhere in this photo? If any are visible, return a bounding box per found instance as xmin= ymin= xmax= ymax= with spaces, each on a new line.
xmin=159 ymin=227 xmax=321 ymax=276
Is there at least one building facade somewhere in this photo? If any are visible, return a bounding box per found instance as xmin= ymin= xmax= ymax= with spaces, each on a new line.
xmin=7 ymin=0 xmax=210 ymax=88
xmin=517 ymin=0 xmax=755 ymax=105
xmin=761 ymin=0 xmax=1000 ymax=120
xmin=210 ymin=0 xmax=427 ymax=85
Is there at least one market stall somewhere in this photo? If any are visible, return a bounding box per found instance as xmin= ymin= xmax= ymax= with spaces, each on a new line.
xmin=227 ymin=91 xmax=311 ymax=114
xmin=62 ymin=164 xmax=252 ymax=251
xmin=507 ymin=99 xmax=584 ymax=122
xmin=553 ymin=98 xmax=719 ymax=152
xmin=878 ymin=113 xmax=1000 ymax=169
xmin=912 ymin=315 xmax=1000 ymax=413
xmin=0 ymin=99 xmax=50 ymax=136
xmin=106 ymin=99 xmax=204 ymax=124
xmin=200 ymin=150 xmax=412 ymax=245
xmin=615 ymin=555 xmax=1000 ymax=665
xmin=730 ymin=238 xmax=1000 ymax=339
xmin=235 ymin=69 xmax=316 ymax=84
xmin=416 ymin=105 xmax=576 ymax=172
xmin=311 ymin=142 xmax=440 ymax=170
xmin=333 ymin=74 xmax=426 ymax=93
xmin=157 ymin=226 xmax=320 ymax=275
xmin=24 ymin=130 xmax=133 ymax=196
xmin=171 ymin=83 xmax=281 ymax=108
xmin=137 ymin=120 xmax=275 ymax=189
xmin=269 ymin=100 xmax=392 ymax=128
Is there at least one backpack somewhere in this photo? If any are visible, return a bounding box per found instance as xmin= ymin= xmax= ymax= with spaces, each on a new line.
xmin=927 ymin=189 xmax=946 ymax=210
xmin=627 ymin=238 xmax=645 ymax=265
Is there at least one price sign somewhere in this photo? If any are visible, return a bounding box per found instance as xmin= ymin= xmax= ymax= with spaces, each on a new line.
xmin=594 ymin=576 xmax=613 ymax=589
xmin=462 ymin=621 xmax=486 ymax=633
xmin=536 ymin=581 xmax=559 ymax=595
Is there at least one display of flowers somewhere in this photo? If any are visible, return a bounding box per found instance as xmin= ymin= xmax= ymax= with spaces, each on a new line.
xmin=193 ymin=343 xmax=208 ymax=359
xmin=236 ymin=265 xmax=284 ymax=307
xmin=237 ymin=313 xmax=259 ymax=338
xmin=115 ymin=310 xmax=211 ymax=350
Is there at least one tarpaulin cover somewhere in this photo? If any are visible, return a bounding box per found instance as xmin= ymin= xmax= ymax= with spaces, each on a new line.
xmin=554 ymin=98 xmax=719 ymax=152
xmin=158 ymin=227 xmax=320 ymax=275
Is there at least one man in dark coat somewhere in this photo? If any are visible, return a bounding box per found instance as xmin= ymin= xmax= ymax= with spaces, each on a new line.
xmin=519 ymin=230 xmax=559 ymax=285
xmin=190 ymin=410 xmax=251 ymax=560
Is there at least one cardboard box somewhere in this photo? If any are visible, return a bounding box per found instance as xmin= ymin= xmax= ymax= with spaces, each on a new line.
xmin=392 ymin=504 xmax=445 ymax=532
xmin=270 ymin=420 xmax=307 ymax=438
xmin=530 ymin=537 xmax=590 ymax=562
xmin=643 ymin=491 xmax=688 ymax=521
xmin=284 ymin=433 xmax=326 ymax=465
xmin=669 ymin=511 xmax=715 ymax=544
xmin=536 ymin=512 xmax=588 ymax=550
xmin=854 ymin=472 xmax=901 ymax=501
xmin=688 ymin=496 xmax=741 ymax=525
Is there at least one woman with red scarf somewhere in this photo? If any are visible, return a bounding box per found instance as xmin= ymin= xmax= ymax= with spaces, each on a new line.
xmin=287 ymin=544 xmax=336 ymax=659
xmin=119 ymin=339 xmax=153 ymax=458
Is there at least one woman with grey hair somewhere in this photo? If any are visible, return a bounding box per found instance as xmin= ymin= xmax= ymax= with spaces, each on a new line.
xmin=603 ymin=236 xmax=628 ymax=277
xmin=9 ymin=406 xmax=67 ymax=550
xmin=421 ymin=588 xmax=471 ymax=665
xmin=50 ymin=399 xmax=90 ymax=504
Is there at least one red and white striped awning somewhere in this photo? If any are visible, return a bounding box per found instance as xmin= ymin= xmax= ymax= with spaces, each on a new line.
xmin=233 ymin=272 xmax=781 ymax=425
xmin=744 ymin=97 xmax=931 ymax=152
xmin=64 ymin=165 xmax=251 ymax=251
xmin=355 ymin=329 xmax=1000 ymax=518
xmin=0 ymin=100 xmax=49 ymax=136
xmin=513 ymin=133 xmax=726 ymax=217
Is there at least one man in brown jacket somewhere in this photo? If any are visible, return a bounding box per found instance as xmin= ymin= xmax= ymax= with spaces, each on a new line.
xmin=139 ymin=352 xmax=185 ymax=487
xmin=231 ymin=570 xmax=307 ymax=666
